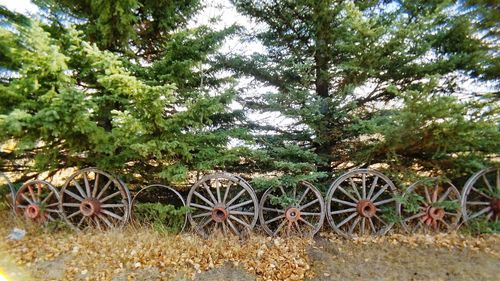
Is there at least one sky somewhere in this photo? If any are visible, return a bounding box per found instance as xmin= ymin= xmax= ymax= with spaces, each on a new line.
xmin=0 ymin=0 xmax=37 ymax=13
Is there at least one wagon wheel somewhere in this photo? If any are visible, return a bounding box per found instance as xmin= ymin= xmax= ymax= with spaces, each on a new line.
xmin=60 ymin=168 xmax=130 ymax=230
xmin=398 ymin=178 xmax=461 ymax=233
xmin=131 ymin=184 xmax=188 ymax=233
xmin=259 ymin=181 xmax=325 ymax=237
xmin=187 ymin=173 xmax=258 ymax=237
xmin=326 ymin=169 xmax=398 ymax=238
xmin=14 ymin=180 xmax=60 ymax=224
xmin=461 ymin=167 xmax=500 ymax=223
xmin=1 ymin=172 xmax=16 ymax=212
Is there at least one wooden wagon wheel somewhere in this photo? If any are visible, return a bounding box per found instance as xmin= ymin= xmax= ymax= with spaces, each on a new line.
xmin=59 ymin=168 xmax=131 ymax=230
xmin=131 ymin=184 xmax=188 ymax=233
xmin=186 ymin=173 xmax=258 ymax=237
xmin=259 ymin=181 xmax=325 ymax=237
xmin=326 ymin=169 xmax=398 ymax=238
xmin=1 ymin=171 xmax=16 ymax=212
xmin=461 ymin=167 xmax=500 ymax=223
xmin=398 ymin=178 xmax=461 ymax=233
xmin=14 ymin=180 xmax=60 ymax=224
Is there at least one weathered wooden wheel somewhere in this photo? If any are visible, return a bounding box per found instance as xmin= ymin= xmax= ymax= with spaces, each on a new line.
xmin=131 ymin=184 xmax=188 ymax=233
xmin=326 ymin=169 xmax=398 ymax=238
xmin=1 ymin=171 xmax=16 ymax=212
xmin=398 ymin=178 xmax=461 ymax=233
xmin=461 ymin=167 xmax=500 ymax=223
xmin=259 ymin=181 xmax=325 ymax=237
xmin=59 ymin=168 xmax=131 ymax=230
xmin=187 ymin=173 xmax=258 ymax=237
xmin=14 ymin=180 xmax=60 ymax=223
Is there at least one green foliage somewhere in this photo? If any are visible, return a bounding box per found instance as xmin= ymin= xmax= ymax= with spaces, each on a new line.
xmin=33 ymin=0 xmax=202 ymax=60
xmin=228 ymin=0 xmax=499 ymax=185
xmin=0 ymin=1 xmax=499 ymax=194
xmin=462 ymin=219 xmax=500 ymax=235
xmin=269 ymin=192 xmax=299 ymax=208
xmin=133 ymin=203 xmax=191 ymax=234
xmin=0 ymin=184 xmax=11 ymax=211
xmin=397 ymin=193 xmax=425 ymax=214
xmin=0 ymin=3 xmax=246 ymax=184
xmin=379 ymin=206 xmax=401 ymax=224
xmin=431 ymin=200 xmax=460 ymax=211
xmin=352 ymin=79 xmax=500 ymax=178
xmin=45 ymin=219 xmax=72 ymax=232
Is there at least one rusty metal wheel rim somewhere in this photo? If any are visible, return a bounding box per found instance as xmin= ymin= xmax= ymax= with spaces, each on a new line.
xmin=187 ymin=173 xmax=258 ymax=237
xmin=131 ymin=184 xmax=188 ymax=233
xmin=326 ymin=169 xmax=398 ymax=238
xmin=398 ymin=178 xmax=461 ymax=233
xmin=1 ymin=172 xmax=16 ymax=213
xmin=259 ymin=181 xmax=325 ymax=237
xmin=461 ymin=167 xmax=500 ymax=223
xmin=14 ymin=180 xmax=60 ymax=224
xmin=59 ymin=168 xmax=130 ymax=231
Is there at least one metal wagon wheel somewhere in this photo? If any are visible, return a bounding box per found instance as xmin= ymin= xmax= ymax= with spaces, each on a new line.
xmin=259 ymin=181 xmax=325 ymax=237
xmin=131 ymin=184 xmax=188 ymax=233
xmin=59 ymin=168 xmax=131 ymax=230
xmin=326 ymin=169 xmax=398 ymax=238
xmin=1 ymin=172 xmax=16 ymax=212
xmin=398 ymin=178 xmax=461 ymax=233
xmin=14 ymin=180 xmax=60 ymax=224
xmin=187 ymin=173 xmax=258 ymax=237
xmin=461 ymin=167 xmax=500 ymax=223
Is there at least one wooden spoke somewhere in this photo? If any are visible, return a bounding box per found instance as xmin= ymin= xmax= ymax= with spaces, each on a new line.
xmin=74 ymin=181 xmax=87 ymax=199
xmin=399 ymin=178 xmax=462 ymax=233
xmin=373 ymin=197 xmax=395 ymax=206
xmin=193 ymin=191 xmax=215 ymax=207
xmin=96 ymin=180 xmax=112 ymax=199
xmin=331 ymin=198 xmax=357 ymax=207
xmin=336 ymin=186 xmax=359 ymax=203
xmin=327 ymin=169 xmax=397 ymax=238
xmin=461 ymin=167 xmax=499 ymax=224
xmin=92 ymin=173 xmax=100 ymax=198
xmin=227 ymin=199 xmax=253 ymax=210
xmin=83 ymin=173 xmax=91 ymax=197
xmin=225 ymin=189 xmax=246 ymax=207
xmin=259 ymin=182 xmax=324 ymax=237
xmin=230 ymin=210 xmax=255 ymax=216
xmin=15 ymin=180 xmax=61 ymax=225
xmin=370 ymin=184 xmax=389 ymax=201
xmin=336 ymin=212 xmax=358 ymax=228
xmin=61 ymin=168 xmax=130 ymax=231
xmin=100 ymin=191 xmax=121 ymax=203
xmin=187 ymin=173 xmax=258 ymax=237
xmin=348 ymin=217 xmax=361 ymax=235
xmin=265 ymin=215 xmax=285 ymax=224
xmin=202 ymin=183 xmax=218 ymax=204
xmin=64 ymin=189 xmax=84 ymax=202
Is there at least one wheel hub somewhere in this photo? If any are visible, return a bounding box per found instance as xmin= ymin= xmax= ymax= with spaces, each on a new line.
xmin=285 ymin=207 xmax=301 ymax=222
xmin=427 ymin=207 xmax=445 ymax=221
xmin=356 ymin=199 xmax=376 ymax=218
xmin=80 ymin=198 xmax=101 ymax=217
xmin=25 ymin=204 xmax=41 ymax=219
xmin=211 ymin=206 xmax=229 ymax=222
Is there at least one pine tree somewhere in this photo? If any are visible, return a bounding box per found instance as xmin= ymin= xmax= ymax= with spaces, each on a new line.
xmin=0 ymin=3 xmax=246 ymax=185
xmin=227 ymin=0 xmax=499 ymax=187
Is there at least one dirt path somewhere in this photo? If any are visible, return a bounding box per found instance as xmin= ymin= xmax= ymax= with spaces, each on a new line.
xmin=308 ymin=237 xmax=499 ymax=281
xmin=0 ymin=213 xmax=498 ymax=281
